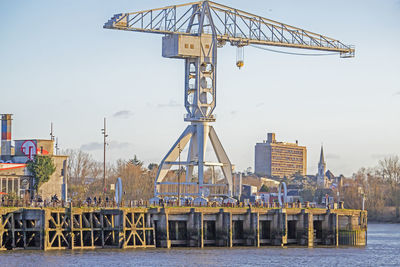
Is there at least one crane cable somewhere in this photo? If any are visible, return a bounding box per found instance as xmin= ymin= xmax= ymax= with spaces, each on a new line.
xmin=249 ymin=44 xmax=339 ymax=56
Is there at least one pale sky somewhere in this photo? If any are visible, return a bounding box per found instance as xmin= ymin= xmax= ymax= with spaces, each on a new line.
xmin=1 ymin=0 xmax=399 ymax=176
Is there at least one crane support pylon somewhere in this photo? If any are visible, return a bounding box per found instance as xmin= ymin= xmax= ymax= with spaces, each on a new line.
xmin=104 ymin=1 xmax=355 ymax=198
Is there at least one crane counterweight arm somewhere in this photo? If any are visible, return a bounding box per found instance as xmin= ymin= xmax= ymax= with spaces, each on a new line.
xmin=104 ymin=1 xmax=355 ymax=57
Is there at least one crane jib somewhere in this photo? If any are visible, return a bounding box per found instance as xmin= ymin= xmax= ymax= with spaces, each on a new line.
xmin=103 ymin=1 xmax=354 ymax=57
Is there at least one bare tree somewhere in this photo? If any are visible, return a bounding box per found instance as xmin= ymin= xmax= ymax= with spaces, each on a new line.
xmin=110 ymin=158 xmax=155 ymax=201
xmin=379 ymin=156 xmax=400 ymax=217
xmin=63 ymin=149 xmax=97 ymax=200
xmin=342 ymin=163 xmax=396 ymax=220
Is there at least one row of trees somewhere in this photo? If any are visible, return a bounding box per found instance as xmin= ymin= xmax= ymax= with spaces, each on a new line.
xmin=64 ymin=149 xmax=156 ymax=201
xmin=341 ymin=156 xmax=400 ymax=220
xmin=63 ymin=149 xmax=400 ymax=221
xmin=64 ymin=149 xmax=226 ymax=202
xmin=283 ymin=156 xmax=400 ymax=221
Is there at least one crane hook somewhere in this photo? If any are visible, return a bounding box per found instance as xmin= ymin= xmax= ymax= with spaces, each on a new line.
xmin=236 ymin=46 xmax=244 ymax=69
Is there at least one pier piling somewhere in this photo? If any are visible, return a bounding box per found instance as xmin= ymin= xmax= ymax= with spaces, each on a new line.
xmin=0 ymin=206 xmax=367 ymax=250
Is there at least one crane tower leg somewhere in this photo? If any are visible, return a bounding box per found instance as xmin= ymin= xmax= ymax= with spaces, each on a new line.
xmin=155 ymin=122 xmax=233 ymax=197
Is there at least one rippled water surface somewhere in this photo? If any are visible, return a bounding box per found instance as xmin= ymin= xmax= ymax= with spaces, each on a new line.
xmin=1 ymin=223 xmax=399 ymax=267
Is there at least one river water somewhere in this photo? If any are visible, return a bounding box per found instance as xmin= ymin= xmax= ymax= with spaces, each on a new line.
xmin=1 ymin=223 xmax=399 ymax=267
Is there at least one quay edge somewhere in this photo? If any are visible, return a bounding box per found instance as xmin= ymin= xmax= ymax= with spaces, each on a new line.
xmin=0 ymin=206 xmax=367 ymax=250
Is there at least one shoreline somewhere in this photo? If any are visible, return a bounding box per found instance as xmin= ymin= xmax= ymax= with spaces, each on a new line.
xmin=368 ymin=219 xmax=400 ymax=224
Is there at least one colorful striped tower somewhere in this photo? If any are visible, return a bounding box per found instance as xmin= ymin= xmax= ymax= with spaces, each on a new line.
xmin=1 ymin=114 xmax=12 ymax=157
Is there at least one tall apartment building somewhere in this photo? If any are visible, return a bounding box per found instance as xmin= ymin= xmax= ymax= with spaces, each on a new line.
xmin=255 ymin=133 xmax=307 ymax=178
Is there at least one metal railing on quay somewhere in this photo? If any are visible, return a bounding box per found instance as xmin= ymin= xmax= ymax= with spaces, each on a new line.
xmin=0 ymin=199 xmax=337 ymax=209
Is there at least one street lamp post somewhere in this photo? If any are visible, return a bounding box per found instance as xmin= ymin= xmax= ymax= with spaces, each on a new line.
xmin=177 ymin=142 xmax=181 ymax=206
xmin=101 ymin=118 xmax=108 ymax=199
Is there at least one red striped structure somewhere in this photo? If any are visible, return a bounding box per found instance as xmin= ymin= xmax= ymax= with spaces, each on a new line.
xmin=1 ymin=114 xmax=12 ymax=156
xmin=1 ymin=114 xmax=12 ymax=141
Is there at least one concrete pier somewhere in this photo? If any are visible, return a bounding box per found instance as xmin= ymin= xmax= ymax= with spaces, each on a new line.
xmin=0 ymin=206 xmax=367 ymax=250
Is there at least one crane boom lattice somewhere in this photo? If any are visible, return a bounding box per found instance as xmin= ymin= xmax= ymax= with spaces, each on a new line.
xmin=104 ymin=1 xmax=354 ymax=57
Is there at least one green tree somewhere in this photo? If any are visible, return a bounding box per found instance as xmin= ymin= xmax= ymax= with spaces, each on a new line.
xmin=260 ymin=184 xmax=269 ymax=192
xmin=300 ymin=187 xmax=315 ymax=202
xmin=129 ymin=155 xmax=143 ymax=167
xmin=27 ymin=156 xmax=56 ymax=192
xmin=148 ymin=163 xmax=158 ymax=171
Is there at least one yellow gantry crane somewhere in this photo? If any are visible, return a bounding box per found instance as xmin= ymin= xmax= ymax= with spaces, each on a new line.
xmin=104 ymin=1 xmax=354 ymax=200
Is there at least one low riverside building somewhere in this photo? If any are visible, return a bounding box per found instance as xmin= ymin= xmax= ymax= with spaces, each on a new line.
xmin=0 ymin=114 xmax=68 ymax=201
xmin=0 ymin=163 xmax=26 ymax=197
xmin=255 ymin=133 xmax=307 ymax=178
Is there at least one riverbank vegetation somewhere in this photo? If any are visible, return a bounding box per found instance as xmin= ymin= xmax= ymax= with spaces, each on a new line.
xmin=342 ymin=156 xmax=400 ymax=222
xmin=64 ymin=149 xmax=156 ymax=202
xmin=64 ymin=149 xmax=400 ymax=222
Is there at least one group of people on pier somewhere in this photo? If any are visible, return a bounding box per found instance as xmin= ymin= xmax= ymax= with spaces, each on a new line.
xmin=85 ymin=196 xmax=110 ymax=206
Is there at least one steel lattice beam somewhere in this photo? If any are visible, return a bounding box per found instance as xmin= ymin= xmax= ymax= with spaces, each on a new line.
xmin=104 ymin=0 xmax=354 ymax=57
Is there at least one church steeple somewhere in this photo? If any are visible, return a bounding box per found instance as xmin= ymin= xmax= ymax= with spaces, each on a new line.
xmin=319 ymin=146 xmax=325 ymax=165
xmin=317 ymin=145 xmax=326 ymax=187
